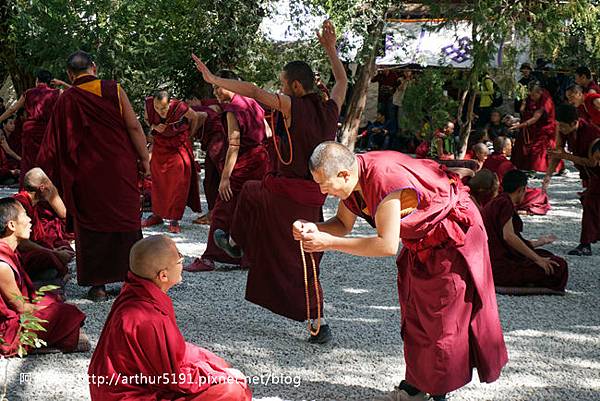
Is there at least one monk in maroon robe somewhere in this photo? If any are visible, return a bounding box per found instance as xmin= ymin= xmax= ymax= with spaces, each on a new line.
xmin=544 ymin=104 xmax=600 ymax=256
xmin=142 ymin=91 xmax=204 ymax=233
xmin=0 ymin=198 xmax=88 ymax=356
xmin=191 ymin=99 xmax=227 ymax=225
xmin=510 ymin=82 xmax=563 ymax=173
xmin=37 ymin=51 xmax=150 ymax=301
xmin=1 ymin=116 xmax=22 ymax=170
xmin=574 ymin=66 xmax=600 ymax=94
xmin=483 ymin=136 xmax=550 ymax=215
xmin=566 ymin=84 xmax=600 ymax=127
xmin=192 ymin=20 xmax=347 ymax=343
xmin=482 ymin=170 xmax=567 ymax=293
xmin=295 ymin=143 xmax=507 ymax=401
xmin=186 ymin=71 xmax=270 ymax=271
xmin=466 ymin=168 xmax=499 ymax=210
xmin=89 ymin=235 xmax=251 ymax=401
xmin=0 ymin=141 xmax=19 ymax=185
xmin=0 ymin=70 xmax=61 ymax=188
xmin=12 ymin=168 xmax=74 ymax=281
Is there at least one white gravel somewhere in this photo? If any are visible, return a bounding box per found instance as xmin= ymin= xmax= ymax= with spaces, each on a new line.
xmin=1 ymin=161 xmax=598 ymax=401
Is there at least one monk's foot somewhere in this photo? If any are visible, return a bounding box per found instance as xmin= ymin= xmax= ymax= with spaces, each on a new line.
xmin=213 ymin=229 xmax=243 ymax=258
xmin=567 ymin=244 xmax=592 ymax=256
xmin=372 ymin=381 xmax=429 ymax=401
xmin=86 ymin=285 xmax=108 ymax=302
xmin=183 ymin=258 xmax=215 ymax=272
xmin=75 ymin=329 xmax=91 ymax=353
xmin=168 ymin=220 xmax=181 ymax=234
xmin=142 ymin=214 xmax=164 ymax=228
xmin=192 ymin=213 xmax=211 ymax=225
xmin=308 ymin=324 xmax=332 ymax=345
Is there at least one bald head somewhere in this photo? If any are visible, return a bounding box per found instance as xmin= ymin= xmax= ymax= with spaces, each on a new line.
xmin=472 ymin=143 xmax=489 ymax=158
xmin=129 ymin=235 xmax=179 ymax=280
xmin=493 ymin=136 xmax=512 ymax=155
xmin=23 ymin=168 xmax=50 ymax=192
xmin=309 ymin=141 xmax=356 ymax=178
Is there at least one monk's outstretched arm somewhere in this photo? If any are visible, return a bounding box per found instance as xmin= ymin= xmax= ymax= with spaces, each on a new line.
xmin=511 ymin=109 xmax=543 ymax=131
xmin=318 ymin=201 xmax=357 ymax=236
xmin=119 ymin=87 xmax=150 ymax=174
xmin=219 ymin=112 xmax=241 ymax=202
xmin=318 ymin=20 xmax=348 ymax=112
xmin=0 ymin=263 xmax=36 ymax=313
xmin=185 ymin=109 xmax=206 ymax=139
xmin=0 ymin=95 xmax=25 ymax=123
xmin=298 ymin=194 xmax=401 ymax=257
xmin=192 ymin=54 xmax=292 ymax=117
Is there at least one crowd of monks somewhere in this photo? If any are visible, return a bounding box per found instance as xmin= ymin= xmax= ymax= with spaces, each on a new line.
xmin=0 ymin=18 xmax=598 ymax=401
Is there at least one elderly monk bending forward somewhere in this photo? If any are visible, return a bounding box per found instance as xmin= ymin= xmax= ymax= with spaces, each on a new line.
xmin=89 ymin=235 xmax=251 ymax=401
xmin=0 ymin=198 xmax=88 ymax=356
xmin=294 ymin=143 xmax=508 ymax=401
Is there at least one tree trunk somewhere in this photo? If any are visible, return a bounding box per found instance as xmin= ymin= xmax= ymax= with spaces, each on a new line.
xmin=458 ymin=92 xmax=476 ymax=159
xmin=338 ymin=16 xmax=386 ymax=150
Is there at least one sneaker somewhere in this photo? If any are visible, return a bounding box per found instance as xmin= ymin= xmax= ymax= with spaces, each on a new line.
xmin=168 ymin=221 xmax=181 ymax=234
xmin=373 ymin=383 xmax=429 ymax=401
xmin=183 ymin=258 xmax=215 ymax=272
xmin=567 ymin=244 xmax=592 ymax=256
xmin=308 ymin=324 xmax=332 ymax=345
xmin=213 ymin=229 xmax=243 ymax=258
xmin=142 ymin=214 xmax=163 ymax=228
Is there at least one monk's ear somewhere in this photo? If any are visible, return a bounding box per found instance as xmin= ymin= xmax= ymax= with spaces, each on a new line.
xmin=6 ymin=220 xmax=16 ymax=232
xmin=157 ymin=269 xmax=169 ymax=283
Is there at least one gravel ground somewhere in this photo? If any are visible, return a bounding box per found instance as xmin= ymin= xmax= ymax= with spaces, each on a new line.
xmin=1 ymin=162 xmax=598 ymax=401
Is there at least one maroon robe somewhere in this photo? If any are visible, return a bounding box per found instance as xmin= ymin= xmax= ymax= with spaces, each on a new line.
xmin=482 ymin=193 xmax=568 ymax=291
xmin=231 ymin=93 xmax=338 ymax=321
xmin=578 ymin=93 xmax=600 ymax=126
xmin=192 ymin=101 xmax=227 ymax=211
xmin=584 ymin=80 xmax=600 ymax=94
xmin=147 ymin=97 xmax=201 ymax=220
xmin=512 ymin=90 xmax=563 ymax=172
xmin=89 ymin=272 xmax=251 ymax=401
xmin=562 ymin=119 xmax=600 ymax=245
xmin=37 ymin=75 xmax=142 ymax=286
xmin=20 ymin=84 xmax=60 ymax=187
xmin=343 ymin=152 xmax=508 ymax=395
xmin=13 ymin=191 xmax=71 ymax=277
xmin=0 ymin=146 xmax=15 ymax=182
xmin=0 ymin=241 xmax=85 ymax=356
xmin=202 ymin=95 xmax=270 ymax=264
xmin=483 ymin=153 xmax=551 ymax=215
xmin=3 ymin=118 xmax=22 ymax=170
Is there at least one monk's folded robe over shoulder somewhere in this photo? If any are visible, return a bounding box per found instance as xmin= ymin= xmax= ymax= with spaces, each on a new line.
xmin=482 ymin=193 xmax=567 ymax=291
xmin=231 ymin=93 xmax=338 ymax=321
xmin=37 ymin=75 xmax=142 ymax=286
xmin=202 ymin=94 xmax=270 ymax=265
xmin=146 ymin=97 xmax=201 ymax=220
xmin=0 ymin=241 xmax=84 ymax=356
xmin=89 ymin=272 xmax=251 ymax=401
xmin=342 ymin=152 xmax=508 ymax=396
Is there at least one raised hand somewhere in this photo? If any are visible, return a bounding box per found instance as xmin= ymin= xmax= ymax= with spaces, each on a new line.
xmin=191 ymin=53 xmax=217 ymax=85
xmin=292 ymin=220 xmax=318 ymax=241
xmin=317 ymin=20 xmax=337 ymax=50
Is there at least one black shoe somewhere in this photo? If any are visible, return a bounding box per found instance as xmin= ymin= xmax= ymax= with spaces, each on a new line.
xmin=213 ymin=229 xmax=243 ymax=258
xmin=86 ymin=285 xmax=108 ymax=302
xmin=567 ymin=244 xmax=592 ymax=256
xmin=308 ymin=324 xmax=332 ymax=344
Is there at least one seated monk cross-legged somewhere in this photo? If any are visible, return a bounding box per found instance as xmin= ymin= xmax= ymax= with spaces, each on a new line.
xmin=482 ymin=170 xmax=568 ymax=294
xmin=89 ymin=235 xmax=251 ymax=401
xmin=0 ymin=197 xmax=88 ymax=356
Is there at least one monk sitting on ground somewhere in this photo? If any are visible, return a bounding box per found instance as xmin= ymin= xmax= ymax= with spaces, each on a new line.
xmin=13 ymin=168 xmax=74 ymax=281
xmin=0 ymin=197 xmax=88 ymax=356
xmin=482 ymin=170 xmax=568 ymax=294
xmin=466 ymin=168 xmax=499 ymax=209
xmin=89 ymin=235 xmax=251 ymax=401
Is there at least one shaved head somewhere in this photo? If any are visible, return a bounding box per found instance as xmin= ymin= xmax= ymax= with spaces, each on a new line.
xmin=309 ymin=141 xmax=356 ymax=178
xmin=23 ymin=168 xmax=50 ymax=192
xmin=67 ymin=50 xmax=93 ymax=74
xmin=472 ymin=143 xmax=489 ymax=155
xmin=129 ymin=235 xmax=180 ymax=280
xmin=493 ymin=136 xmax=512 ymax=154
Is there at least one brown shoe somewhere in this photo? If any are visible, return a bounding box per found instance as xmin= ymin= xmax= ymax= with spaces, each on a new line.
xmin=192 ymin=213 xmax=211 ymax=225
xmin=86 ymin=285 xmax=108 ymax=302
xmin=183 ymin=258 xmax=215 ymax=272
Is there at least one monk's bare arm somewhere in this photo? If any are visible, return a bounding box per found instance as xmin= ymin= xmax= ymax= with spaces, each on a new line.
xmin=0 ymin=263 xmax=35 ymax=314
xmin=319 ymin=20 xmax=348 ymax=112
xmin=502 ymin=219 xmax=557 ymax=273
xmin=192 ymin=54 xmax=292 ymax=117
xmin=186 ymin=109 xmax=206 ymax=138
xmin=219 ymin=113 xmax=241 ymax=201
xmin=543 ymin=128 xmax=565 ymax=189
xmin=45 ymin=183 xmax=67 ymax=219
xmin=0 ymin=136 xmax=20 ymax=161
xmin=317 ymin=201 xmax=357 ymax=237
xmin=119 ymin=87 xmax=150 ymax=163
xmin=0 ymin=95 xmax=25 ymax=123
xmin=512 ymin=109 xmax=544 ymax=131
